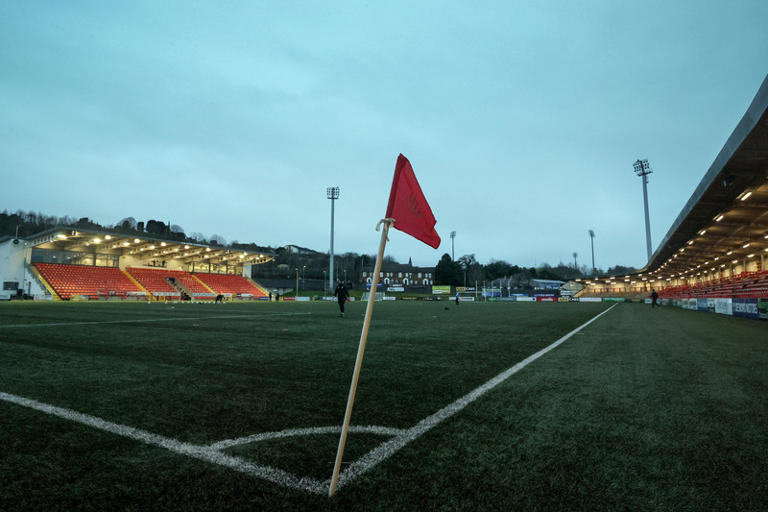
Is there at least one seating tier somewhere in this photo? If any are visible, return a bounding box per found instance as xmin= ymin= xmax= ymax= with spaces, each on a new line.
xmin=193 ymin=273 xmax=267 ymax=297
xmin=35 ymin=263 xmax=142 ymax=300
xmin=125 ymin=267 xmax=214 ymax=297
xmin=658 ymin=271 xmax=768 ymax=299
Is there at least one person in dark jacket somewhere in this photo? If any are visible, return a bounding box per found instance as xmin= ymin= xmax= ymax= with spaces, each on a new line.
xmin=334 ymin=279 xmax=350 ymax=317
xmin=650 ymin=289 xmax=659 ymax=308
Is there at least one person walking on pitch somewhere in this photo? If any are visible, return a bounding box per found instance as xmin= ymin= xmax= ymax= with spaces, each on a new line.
xmin=650 ymin=288 xmax=659 ymax=308
xmin=334 ymin=279 xmax=350 ymax=317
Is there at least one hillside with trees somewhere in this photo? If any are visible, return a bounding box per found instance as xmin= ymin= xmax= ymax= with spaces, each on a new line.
xmin=1 ymin=209 xmax=635 ymax=288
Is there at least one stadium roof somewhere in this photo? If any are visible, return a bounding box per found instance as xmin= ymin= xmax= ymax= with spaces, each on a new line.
xmin=639 ymin=74 xmax=768 ymax=282
xmin=25 ymin=226 xmax=274 ymax=268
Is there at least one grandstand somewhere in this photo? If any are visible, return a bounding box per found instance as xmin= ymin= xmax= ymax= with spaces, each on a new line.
xmin=0 ymin=228 xmax=273 ymax=301
xmin=577 ymin=75 xmax=768 ymax=317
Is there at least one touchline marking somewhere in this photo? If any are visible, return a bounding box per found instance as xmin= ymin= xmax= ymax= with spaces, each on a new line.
xmin=335 ymin=303 xmax=617 ymax=489
xmin=0 ymin=304 xmax=615 ymax=495
xmin=0 ymin=312 xmax=312 ymax=329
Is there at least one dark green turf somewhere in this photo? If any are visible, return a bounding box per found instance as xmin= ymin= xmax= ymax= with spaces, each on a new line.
xmin=1 ymin=301 xmax=766 ymax=510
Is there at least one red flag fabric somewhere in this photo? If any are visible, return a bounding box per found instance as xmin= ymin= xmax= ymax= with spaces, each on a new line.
xmin=385 ymin=154 xmax=441 ymax=249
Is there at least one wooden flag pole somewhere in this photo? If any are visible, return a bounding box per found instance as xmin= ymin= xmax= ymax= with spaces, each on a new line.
xmin=329 ymin=218 xmax=393 ymax=497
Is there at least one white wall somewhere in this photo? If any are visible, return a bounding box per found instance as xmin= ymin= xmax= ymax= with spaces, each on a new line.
xmin=0 ymin=239 xmax=30 ymax=293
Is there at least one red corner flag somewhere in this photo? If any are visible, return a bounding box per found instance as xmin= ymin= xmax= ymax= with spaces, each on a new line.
xmin=385 ymin=154 xmax=441 ymax=248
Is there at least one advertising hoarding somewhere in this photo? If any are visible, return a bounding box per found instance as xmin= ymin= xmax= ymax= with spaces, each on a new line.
xmin=714 ymin=298 xmax=733 ymax=316
xmin=759 ymin=299 xmax=768 ymax=320
xmin=732 ymin=298 xmax=758 ymax=319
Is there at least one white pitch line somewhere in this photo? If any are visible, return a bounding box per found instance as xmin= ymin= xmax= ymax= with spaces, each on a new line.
xmin=0 ymin=391 xmax=326 ymax=495
xmin=0 ymin=312 xmax=312 ymax=329
xmin=209 ymin=425 xmax=406 ymax=450
xmin=0 ymin=304 xmax=615 ymax=495
xmin=336 ymin=304 xmax=617 ymax=489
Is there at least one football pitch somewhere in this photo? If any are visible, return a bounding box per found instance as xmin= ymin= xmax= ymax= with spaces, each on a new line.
xmin=1 ymin=300 xmax=766 ymax=511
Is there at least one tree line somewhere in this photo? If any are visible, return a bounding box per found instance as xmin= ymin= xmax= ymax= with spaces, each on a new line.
xmin=433 ymin=253 xmax=635 ymax=288
xmin=1 ymin=209 xmax=635 ymax=285
xmin=0 ymin=210 xmax=263 ymax=250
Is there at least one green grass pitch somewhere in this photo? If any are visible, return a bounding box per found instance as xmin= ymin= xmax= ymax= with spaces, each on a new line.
xmin=1 ymin=300 xmax=767 ymax=510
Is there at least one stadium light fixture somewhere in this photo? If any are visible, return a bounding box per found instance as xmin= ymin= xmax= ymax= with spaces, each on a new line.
xmin=742 ymin=243 xmax=751 ymax=248
xmin=726 ymin=250 xmax=733 ymax=255
xmin=715 ymin=214 xmax=724 ymax=222
xmin=105 ymin=235 xmax=112 ymax=240
xmin=134 ymin=239 xmax=140 ymax=243
xmin=327 ymin=186 xmax=340 ymax=290
xmin=699 ymin=229 xmax=707 ymax=236
xmin=740 ymin=191 xmax=753 ymax=201
xmin=588 ymin=229 xmax=596 ymax=276
xmin=633 ymin=159 xmax=654 ymax=261
xmin=747 ymin=254 xmax=755 ymax=258
xmin=56 ymin=234 xmax=67 ymax=239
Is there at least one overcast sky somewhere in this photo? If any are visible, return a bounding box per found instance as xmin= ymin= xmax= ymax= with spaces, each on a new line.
xmin=1 ymin=1 xmax=767 ymax=270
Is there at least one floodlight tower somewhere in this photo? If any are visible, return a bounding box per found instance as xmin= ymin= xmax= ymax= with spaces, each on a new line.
xmin=450 ymin=231 xmax=456 ymax=261
xmin=327 ymin=186 xmax=340 ymax=291
xmin=633 ymin=159 xmax=653 ymax=262
xmin=588 ymin=229 xmax=596 ymax=276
